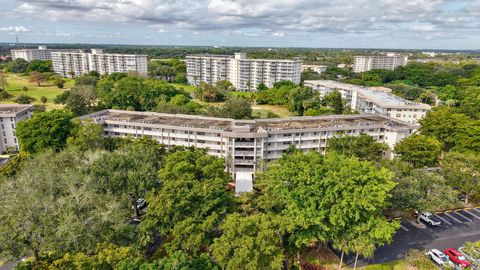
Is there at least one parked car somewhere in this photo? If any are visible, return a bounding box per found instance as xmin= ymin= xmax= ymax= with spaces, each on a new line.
xmin=428 ymin=249 xmax=455 ymax=268
xmin=414 ymin=211 xmax=441 ymax=226
xmin=131 ymin=198 xmax=147 ymax=210
xmin=444 ymin=248 xmax=472 ymax=268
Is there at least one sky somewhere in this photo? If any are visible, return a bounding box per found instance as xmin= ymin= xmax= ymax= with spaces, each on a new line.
xmin=0 ymin=0 xmax=480 ymax=49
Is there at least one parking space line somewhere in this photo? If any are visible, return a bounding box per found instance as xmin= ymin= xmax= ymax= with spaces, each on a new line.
xmin=463 ymin=209 xmax=480 ymax=220
xmin=400 ymin=224 xmax=409 ymax=232
xmin=434 ymin=214 xmax=452 ymax=225
xmin=445 ymin=212 xmax=462 ymax=223
xmin=472 ymin=208 xmax=480 ymax=215
xmin=454 ymin=211 xmax=473 ymax=222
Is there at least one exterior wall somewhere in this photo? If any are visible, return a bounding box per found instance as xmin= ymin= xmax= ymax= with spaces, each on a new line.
xmin=186 ymin=53 xmax=302 ymax=92
xmin=0 ymin=105 xmax=33 ymax=153
xmin=11 ymin=47 xmax=81 ymax=61
xmin=52 ymin=51 xmax=148 ymax=77
xmin=302 ymin=65 xmax=327 ymax=74
xmin=353 ymin=54 xmax=408 ymax=73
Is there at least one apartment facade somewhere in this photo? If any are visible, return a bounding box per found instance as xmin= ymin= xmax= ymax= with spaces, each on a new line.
xmin=353 ymin=53 xmax=408 ymax=73
xmin=186 ymin=53 xmax=302 ymax=91
xmin=302 ymin=64 xmax=327 ymax=74
xmin=10 ymin=46 xmax=81 ymax=61
xmin=52 ymin=49 xmax=148 ymax=77
xmin=0 ymin=105 xmax=33 ymax=153
xmin=81 ymin=109 xmax=417 ymax=192
xmin=304 ymin=80 xmax=431 ymax=124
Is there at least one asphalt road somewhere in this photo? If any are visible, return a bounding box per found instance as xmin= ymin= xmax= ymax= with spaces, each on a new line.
xmin=342 ymin=207 xmax=480 ymax=267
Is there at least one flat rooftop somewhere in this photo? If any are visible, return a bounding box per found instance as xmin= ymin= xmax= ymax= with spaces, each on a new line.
xmin=304 ymin=80 xmax=431 ymax=109
xmin=0 ymin=104 xmax=32 ymax=115
xmin=82 ymin=109 xmax=416 ymax=133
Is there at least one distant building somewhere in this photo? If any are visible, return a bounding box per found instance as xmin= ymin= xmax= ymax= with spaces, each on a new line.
xmin=0 ymin=105 xmax=33 ymax=153
xmin=81 ymin=109 xmax=418 ymax=192
xmin=301 ymin=64 xmax=327 ymax=74
xmin=304 ymin=80 xmax=430 ymax=124
xmin=186 ymin=52 xmax=302 ymax=92
xmin=353 ymin=53 xmax=408 ymax=73
xmin=10 ymin=46 xmax=81 ymax=61
xmin=51 ymin=49 xmax=148 ymax=77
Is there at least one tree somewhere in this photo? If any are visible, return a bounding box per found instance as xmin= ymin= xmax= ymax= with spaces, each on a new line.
xmin=441 ymin=152 xmax=480 ymax=206
xmin=28 ymin=71 xmax=47 ymax=86
xmin=54 ymin=75 xmax=65 ymax=88
xmin=67 ymin=119 xmax=105 ymax=151
xmin=140 ymin=149 xmax=234 ymax=256
xmin=0 ymin=70 xmax=8 ymax=91
xmin=322 ymin=90 xmax=344 ymax=114
xmin=256 ymin=151 xmax=396 ymax=260
xmin=75 ymin=75 xmax=99 ymax=86
xmin=394 ymin=134 xmax=441 ymax=168
xmin=90 ymin=138 xmax=165 ymax=219
xmin=391 ymin=169 xmax=457 ymax=222
xmin=221 ymin=97 xmax=252 ymax=119
xmin=26 ymin=59 xmax=52 ymax=73
xmin=16 ymin=110 xmax=74 ymax=153
xmin=22 ymin=86 xmax=28 ymax=92
xmin=40 ymin=96 xmax=47 ymax=105
xmin=327 ymin=133 xmax=388 ymax=161
xmin=15 ymin=94 xmax=34 ymax=104
xmin=7 ymin=58 xmax=28 ymax=73
xmin=0 ymin=150 xmax=129 ymax=266
xmin=211 ymin=213 xmax=285 ymax=270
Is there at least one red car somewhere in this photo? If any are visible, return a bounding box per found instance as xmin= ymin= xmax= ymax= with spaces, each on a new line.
xmin=444 ymin=248 xmax=472 ymax=268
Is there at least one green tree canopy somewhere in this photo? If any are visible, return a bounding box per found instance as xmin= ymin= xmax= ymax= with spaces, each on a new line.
xmin=441 ymin=152 xmax=480 ymax=205
xmin=16 ymin=110 xmax=74 ymax=153
xmin=327 ymin=133 xmax=388 ymax=161
xmin=394 ymin=134 xmax=442 ymax=168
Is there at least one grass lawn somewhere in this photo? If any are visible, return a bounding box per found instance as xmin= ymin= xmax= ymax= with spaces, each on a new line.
xmin=170 ymin=83 xmax=196 ymax=94
xmin=252 ymin=104 xmax=293 ymax=117
xmin=2 ymin=73 xmax=73 ymax=110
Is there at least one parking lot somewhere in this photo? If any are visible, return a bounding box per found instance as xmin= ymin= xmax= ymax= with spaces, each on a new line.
xmin=344 ymin=207 xmax=480 ymax=267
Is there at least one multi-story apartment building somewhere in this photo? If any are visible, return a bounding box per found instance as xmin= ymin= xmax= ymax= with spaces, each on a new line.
xmin=353 ymin=53 xmax=408 ymax=73
xmin=81 ymin=109 xmax=417 ymax=192
xmin=10 ymin=46 xmax=81 ymax=61
xmin=301 ymin=64 xmax=327 ymax=74
xmin=186 ymin=52 xmax=302 ymax=91
xmin=304 ymin=80 xmax=431 ymax=124
xmin=52 ymin=49 xmax=148 ymax=77
xmin=0 ymin=105 xmax=33 ymax=153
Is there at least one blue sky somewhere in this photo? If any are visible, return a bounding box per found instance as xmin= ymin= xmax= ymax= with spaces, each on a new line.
xmin=1 ymin=0 xmax=479 ymax=49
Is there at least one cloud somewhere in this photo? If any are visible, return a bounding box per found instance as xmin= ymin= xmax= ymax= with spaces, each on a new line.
xmin=0 ymin=26 xmax=30 ymax=32
xmin=7 ymin=0 xmax=480 ymax=41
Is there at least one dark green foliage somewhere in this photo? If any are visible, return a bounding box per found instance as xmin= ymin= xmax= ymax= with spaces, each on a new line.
xmin=194 ymin=81 xmax=232 ymax=102
xmin=16 ymin=110 xmax=74 ymax=153
xmin=219 ymin=96 xmax=252 ymax=119
xmin=26 ymin=60 xmax=52 ymax=73
xmin=54 ymin=75 xmax=65 ymax=88
xmin=15 ymin=94 xmax=35 ymax=104
xmin=54 ymin=85 xmax=97 ymax=116
xmin=149 ymin=59 xmax=187 ymax=83
xmin=6 ymin=58 xmax=28 ymax=73
xmin=327 ymin=133 xmax=388 ymax=161
xmin=74 ymin=75 xmax=99 ymax=86
xmin=394 ymin=134 xmax=442 ymax=168
xmin=322 ymin=90 xmax=344 ymax=114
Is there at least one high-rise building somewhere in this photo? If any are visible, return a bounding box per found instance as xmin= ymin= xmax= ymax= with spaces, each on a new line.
xmin=186 ymin=52 xmax=302 ymax=91
xmin=304 ymin=80 xmax=430 ymax=124
xmin=81 ymin=109 xmax=417 ymax=193
xmin=10 ymin=46 xmax=81 ymax=61
xmin=301 ymin=64 xmax=327 ymax=74
xmin=51 ymin=49 xmax=148 ymax=77
xmin=353 ymin=53 xmax=408 ymax=73
xmin=0 ymin=104 xmax=33 ymax=153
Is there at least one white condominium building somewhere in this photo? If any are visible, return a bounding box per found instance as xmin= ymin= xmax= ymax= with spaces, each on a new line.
xmin=302 ymin=64 xmax=327 ymax=74
xmin=10 ymin=46 xmax=82 ymax=61
xmin=81 ymin=109 xmax=417 ymax=192
xmin=353 ymin=53 xmax=408 ymax=73
xmin=304 ymin=80 xmax=431 ymax=124
xmin=186 ymin=52 xmax=302 ymax=91
xmin=52 ymin=49 xmax=148 ymax=78
xmin=0 ymin=105 xmax=33 ymax=153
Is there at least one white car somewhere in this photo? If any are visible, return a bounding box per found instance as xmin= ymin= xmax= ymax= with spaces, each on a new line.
xmin=428 ymin=249 xmax=455 ymax=268
xmin=418 ymin=212 xmax=441 ymax=226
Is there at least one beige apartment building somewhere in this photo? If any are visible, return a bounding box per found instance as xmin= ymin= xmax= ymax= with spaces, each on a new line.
xmin=0 ymin=105 xmax=33 ymax=153
xmin=186 ymin=53 xmax=302 ymax=91
xmin=51 ymin=49 xmax=148 ymax=77
xmin=353 ymin=53 xmax=408 ymax=73
xmin=301 ymin=64 xmax=327 ymax=74
xmin=81 ymin=109 xmax=418 ymax=192
xmin=304 ymin=80 xmax=431 ymax=124
xmin=10 ymin=46 xmax=82 ymax=61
